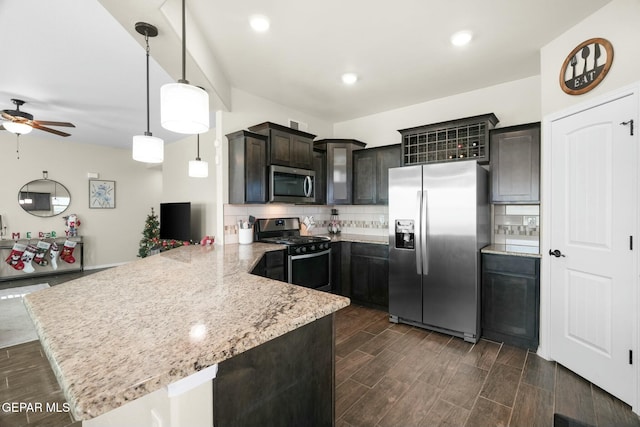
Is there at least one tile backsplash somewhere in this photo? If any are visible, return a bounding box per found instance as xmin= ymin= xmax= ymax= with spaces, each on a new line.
xmin=223 ymin=204 xmax=389 ymax=244
xmin=224 ymin=203 xmax=539 ymax=246
xmin=493 ymin=204 xmax=539 ymax=246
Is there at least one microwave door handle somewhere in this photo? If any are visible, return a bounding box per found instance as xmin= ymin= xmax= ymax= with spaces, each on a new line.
xmin=304 ymin=176 xmax=312 ymax=197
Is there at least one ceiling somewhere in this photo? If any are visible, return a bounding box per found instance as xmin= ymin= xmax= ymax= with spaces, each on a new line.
xmin=0 ymin=0 xmax=612 ymax=150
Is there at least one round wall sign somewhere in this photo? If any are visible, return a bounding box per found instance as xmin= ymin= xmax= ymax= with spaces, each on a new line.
xmin=559 ymin=38 xmax=613 ymax=95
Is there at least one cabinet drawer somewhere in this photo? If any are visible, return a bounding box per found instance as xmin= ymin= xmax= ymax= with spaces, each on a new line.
xmin=351 ymin=242 xmax=388 ymax=259
xmin=482 ymin=254 xmax=537 ymax=276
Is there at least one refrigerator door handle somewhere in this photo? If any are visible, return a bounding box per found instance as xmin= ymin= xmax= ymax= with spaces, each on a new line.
xmin=421 ymin=190 xmax=429 ymax=276
xmin=415 ymin=191 xmax=422 ymax=275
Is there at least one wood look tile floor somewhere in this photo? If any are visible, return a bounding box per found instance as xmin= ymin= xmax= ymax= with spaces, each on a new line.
xmin=335 ymin=304 xmax=640 ymax=427
xmin=1 ymin=270 xmax=639 ymax=427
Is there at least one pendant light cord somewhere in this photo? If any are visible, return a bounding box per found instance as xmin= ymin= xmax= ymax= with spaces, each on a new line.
xmin=196 ymin=134 xmax=201 ymax=161
xmin=144 ymin=30 xmax=152 ymax=136
xmin=180 ymin=0 xmax=187 ymax=84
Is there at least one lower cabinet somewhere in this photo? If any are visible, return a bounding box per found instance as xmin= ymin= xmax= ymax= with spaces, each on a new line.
xmin=481 ymin=253 xmax=540 ymax=350
xmin=348 ymin=243 xmax=389 ymax=310
xmin=250 ymin=250 xmax=286 ymax=282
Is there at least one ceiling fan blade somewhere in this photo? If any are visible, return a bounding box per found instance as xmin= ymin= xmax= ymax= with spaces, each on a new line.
xmin=31 ymin=122 xmax=71 ymax=137
xmin=33 ymin=120 xmax=75 ymax=128
xmin=1 ymin=111 xmax=16 ymax=121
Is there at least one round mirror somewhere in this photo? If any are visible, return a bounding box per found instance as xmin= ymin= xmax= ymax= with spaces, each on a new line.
xmin=18 ymin=179 xmax=71 ymax=217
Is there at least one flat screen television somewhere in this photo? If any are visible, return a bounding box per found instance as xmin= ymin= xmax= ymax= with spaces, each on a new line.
xmin=160 ymin=202 xmax=191 ymax=241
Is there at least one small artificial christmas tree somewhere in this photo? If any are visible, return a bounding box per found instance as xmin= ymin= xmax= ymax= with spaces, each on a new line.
xmin=138 ymin=208 xmax=160 ymax=258
xmin=138 ymin=207 xmax=190 ymax=258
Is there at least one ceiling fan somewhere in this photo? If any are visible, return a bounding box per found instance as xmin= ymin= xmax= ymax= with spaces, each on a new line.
xmin=0 ymin=98 xmax=75 ymax=137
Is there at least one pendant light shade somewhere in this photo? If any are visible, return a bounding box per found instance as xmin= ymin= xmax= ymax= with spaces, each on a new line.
xmin=188 ymin=134 xmax=208 ymax=178
xmin=133 ymin=134 xmax=164 ymax=163
xmin=161 ymin=0 xmax=210 ymax=135
xmin=133 ymin=22 xmax=164 ymax=164
xmin=3 ymin=121 xmax=33 ymax=135
xmin=161 ymin=83 xmax=209 ymax=134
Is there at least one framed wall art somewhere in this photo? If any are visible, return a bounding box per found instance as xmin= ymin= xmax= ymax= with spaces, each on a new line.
xmin=89 ymin=180 xmax=116 ymax=209
xmin=559 ymin=37 xmax=614 ymax=95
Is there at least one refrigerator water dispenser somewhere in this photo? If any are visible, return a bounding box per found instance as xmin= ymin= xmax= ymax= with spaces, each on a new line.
xmin=395 ymin=220 xmax=415 ymax=249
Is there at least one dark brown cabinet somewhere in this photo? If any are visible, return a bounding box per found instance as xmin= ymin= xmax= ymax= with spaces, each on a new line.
xmin=349 ymin=243 xmax=389 ymax=310
xmin=481 ymin=253 xmax=540 ymax=350
xmin=398 ymin=113 xmax=498 ymax=165
xmin=313 ymin=149 xmax=326 ymax=205
xmin=227 ymin=130 xmax=268 ymax=204
xmin=251 ymin=250 xmax=286 ymax=282
xmin=353 ymin=144 xmax=401 ymax=205
xmin=490 ymin=122 xmax=540 ymax=204
xmin=249 ymin=122 xmax=316 ymax=170
xmin=314 ymin=139 xmax=366 ymax=205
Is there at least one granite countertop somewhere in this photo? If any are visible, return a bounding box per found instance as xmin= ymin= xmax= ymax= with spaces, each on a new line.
xmin=24 ymin=243 xmax=350 ymax=421
xmin=320 ymin=233 xmax=388 ymax=245
xmin=481 ymin=244 xmax=541 ymax=258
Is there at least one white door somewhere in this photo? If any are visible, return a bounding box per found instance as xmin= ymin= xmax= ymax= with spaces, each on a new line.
xmin=549 ymin=92 xmax=637 ymax=405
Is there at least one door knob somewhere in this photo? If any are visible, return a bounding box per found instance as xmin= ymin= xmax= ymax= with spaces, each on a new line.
xmin=549 ymin=249 xmax=566 ymax=258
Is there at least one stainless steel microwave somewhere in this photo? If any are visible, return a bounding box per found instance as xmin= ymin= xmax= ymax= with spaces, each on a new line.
xmin=269 ymin=165 xmax=315 ymax=204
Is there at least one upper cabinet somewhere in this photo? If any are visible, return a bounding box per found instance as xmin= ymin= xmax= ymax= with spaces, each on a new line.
xmin=227 ymin=130 xmax=269 ymax=204
xmin=313 ymin=149 xmax=327 ymax=205
xmin=398 ymin=113 xmax=498 ymax=165
xmin=490 ymin=122 xmax=540 ymax=204
xmin=353 ymin=144 xmax=401 ymax=205
xmin=248 ymin=122 xmax=316 ymax=170
xmin=315 ymin=139 xmax=366 ymax=205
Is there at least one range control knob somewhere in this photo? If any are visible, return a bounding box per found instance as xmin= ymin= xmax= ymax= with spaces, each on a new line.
xmin=301 ymin=247 xmax=307 ymax=253
xmin=310 ymin=245 xmax=316 ymax=251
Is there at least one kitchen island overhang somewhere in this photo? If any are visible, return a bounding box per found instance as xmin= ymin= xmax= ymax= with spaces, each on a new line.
xmin=24 ymin=243 xmax=350 ymax=423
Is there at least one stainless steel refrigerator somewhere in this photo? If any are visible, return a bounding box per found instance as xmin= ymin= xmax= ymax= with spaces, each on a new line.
xmin=388 ymin=161 xmax=490 ymax=343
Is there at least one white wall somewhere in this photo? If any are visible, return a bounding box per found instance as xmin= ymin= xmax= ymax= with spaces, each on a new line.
xmin=540 ymin=0 xmax=640 ymax=116
xmin=333 ymin=76 xmax=542 ymax=148
xmin=161 ymin=131 xmax=217 ymax=240
xmin=0 ymin=132 xmax=162 ymax=268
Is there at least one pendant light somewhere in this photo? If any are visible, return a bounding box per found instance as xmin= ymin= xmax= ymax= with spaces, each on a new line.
xmin=188 ymin=134 xmax=208 ymax=178
xmin=132 ymin=22 xmax=164 ymax=163
xmin=161 ymin=0 xmax=209 ymax=134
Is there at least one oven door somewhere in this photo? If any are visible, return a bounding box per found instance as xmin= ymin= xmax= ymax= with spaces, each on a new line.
xmin=288 ymin=249 xmax=331 ymax=292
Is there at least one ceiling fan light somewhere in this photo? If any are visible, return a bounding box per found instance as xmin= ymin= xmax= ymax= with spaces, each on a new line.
xmin=188 ymin=159 xmax=208 ymax=178
xmin=132 ymin=134 xmax=164 ymax=163
xmin=3 ymin=121 xmax=32 ymax=135
xmin=161 ymin=83 xmax=209 ymax=134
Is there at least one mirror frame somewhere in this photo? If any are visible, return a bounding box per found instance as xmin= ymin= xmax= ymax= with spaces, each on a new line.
xmin=18 ymin=179 xmax=71 ymax=217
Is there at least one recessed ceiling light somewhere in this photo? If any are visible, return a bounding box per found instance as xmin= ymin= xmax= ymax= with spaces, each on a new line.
xmin=249 ymin=15 xmax=270 ymax=32
xmin=450 ymin=30 xmax=473 ymax=47
xmin=341 ymin=73 xmax=358 ymax=85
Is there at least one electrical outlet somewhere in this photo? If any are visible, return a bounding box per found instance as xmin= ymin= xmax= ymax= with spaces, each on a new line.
xmin=379 ymin=215 xmax=385 ymax=225
xmin=525 ymin=217 xmax=537 ymax=227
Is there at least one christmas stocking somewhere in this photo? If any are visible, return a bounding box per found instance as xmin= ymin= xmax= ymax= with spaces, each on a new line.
xmin=60 ymin=240 xmax=77 ymax=264
xmin=21 ymin=244 xmax=37 ymax=273
xmin=49 ymin=242 xmax=61 ymax=270
xmin=5 ymin=242 xmax=26 ymax=271
xmin=33 ymin=240 xmax=51 ymax=266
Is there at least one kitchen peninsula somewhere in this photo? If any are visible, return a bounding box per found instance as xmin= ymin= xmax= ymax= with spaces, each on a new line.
xmin=24 ymin=243 xmax=350 ymax=426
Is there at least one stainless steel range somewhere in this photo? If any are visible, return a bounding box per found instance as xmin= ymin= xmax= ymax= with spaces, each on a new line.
xmin=255 ymin=218 xmax=332 ymax=292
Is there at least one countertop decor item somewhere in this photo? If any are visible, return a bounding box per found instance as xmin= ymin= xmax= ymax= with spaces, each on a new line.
xmin=328 ymin=209 xmax=341 ymax=234
xmin=132 ymin=22 xmax=164 ymax=164
xmin=560 ymin=38 xmax=613 ymax=95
